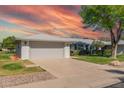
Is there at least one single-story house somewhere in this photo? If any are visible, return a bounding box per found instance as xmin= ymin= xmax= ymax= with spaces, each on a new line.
xmin=71 ymin=40 xmax=124 ymax=55
xmin=70 ymin=39 xmax=93 ymax=51
xmin=15 ymin=33 xmax=85 ymax=60
xmin=104 ymin=40 xmax=124 ymax=55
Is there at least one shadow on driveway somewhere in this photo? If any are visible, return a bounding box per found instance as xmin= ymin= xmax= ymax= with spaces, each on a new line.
xmin=105 ymin=69 xmax=124 ymax=88
xmin=105 ymin=69 xmax=124 ymax=75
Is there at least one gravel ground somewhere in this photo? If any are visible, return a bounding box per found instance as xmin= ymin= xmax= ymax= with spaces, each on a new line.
xmin=0 ymin=71 xmax=56 ymax=88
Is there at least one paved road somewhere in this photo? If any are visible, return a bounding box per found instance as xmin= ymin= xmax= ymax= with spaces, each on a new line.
xmin=12 ymin=59 xmax=124 ymax=88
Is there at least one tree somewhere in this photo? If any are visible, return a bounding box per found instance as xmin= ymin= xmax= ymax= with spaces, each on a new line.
xmin=2 ymin=36 xmax=16 ymax=52
xmin=91 ymin=40 xmax=105 ymax=55
xmin=92 ymin=40 xmax=105 ymax=49
xmin=80 ymin=6 xmax=124 ymax=59
xmin=0 ymin=43 xmax=2 ymax=51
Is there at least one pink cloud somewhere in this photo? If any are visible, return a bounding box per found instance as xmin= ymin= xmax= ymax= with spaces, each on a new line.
xmin=0 ymin=6 xmax=106 ymax=39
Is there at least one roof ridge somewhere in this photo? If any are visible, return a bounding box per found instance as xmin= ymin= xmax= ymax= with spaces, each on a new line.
xmin=27 ymin=32 xmax=64 ymax=38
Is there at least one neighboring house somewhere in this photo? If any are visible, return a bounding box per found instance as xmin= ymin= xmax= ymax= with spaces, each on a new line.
xmin=71 ymin=40 xmax=124 ymax=55
xmin=15 ymin=33 xmax=85 ymax=60
xmin=70 ymin=39 xmax=94 ymax=55
xmin=70 ymin=39 xmax=93 ymax=50
xmin=104 ymin=40 xmax=124 ymax=55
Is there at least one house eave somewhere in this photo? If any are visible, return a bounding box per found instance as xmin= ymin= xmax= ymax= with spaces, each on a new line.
xmin=15 ymin=38 xmax=89 ymax=43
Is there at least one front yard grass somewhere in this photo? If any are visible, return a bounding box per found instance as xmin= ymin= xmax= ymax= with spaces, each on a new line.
xmin=0 ymin=52 xmax=45 ymax=76
xmin=73 ymin=55 xmax=124 ymax=65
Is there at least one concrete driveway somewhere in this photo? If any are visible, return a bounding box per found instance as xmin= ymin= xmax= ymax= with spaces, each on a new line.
xmin=13 ymin=58 xmax=124 ymax=88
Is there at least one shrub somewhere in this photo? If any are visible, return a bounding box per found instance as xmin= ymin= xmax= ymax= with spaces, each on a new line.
xmin=2 ymin=36 xmax=16 ymax=52
xmin=104 ymin=49 xmax=111 ymax=57
xmin=73 ymin=50 xmax=80 ymax=56
xmin=0 ymin=53 xmax=11 ymax=60
xmin=2 ymin=63 xmax=24 ymax=70
xmin=70 ymin=50 xmax=74 ymax=56
xmin=91 ymin=40 xmax=105 ymax=49
xmin=0 ymin=43 xmax=2 ymax=51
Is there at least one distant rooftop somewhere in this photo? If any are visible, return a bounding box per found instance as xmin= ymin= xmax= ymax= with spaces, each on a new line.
xmin=104 ymin=40 xmax=124 ymax=45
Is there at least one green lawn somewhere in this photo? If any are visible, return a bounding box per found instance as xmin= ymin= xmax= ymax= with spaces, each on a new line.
xmin=0 ymin=52 xmax=45 ymax=76
xmin=73 ymin=55 xmax=124 ymax=65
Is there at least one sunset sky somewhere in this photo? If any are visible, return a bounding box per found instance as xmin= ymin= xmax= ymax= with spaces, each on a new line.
xmin=0 ymin=5 xmax=104 ymax=39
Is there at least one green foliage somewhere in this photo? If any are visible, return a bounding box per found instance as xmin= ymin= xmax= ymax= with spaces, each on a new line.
xmin=0 ymin=43 xmax=2 ymax=50
xmin=74 ymin=55 xmax=113 ymax=64
xmin=0 ymin=52 xmax=13 ymax=60
xmin=104 ymin=49 xmax=111 ymax=57
xmin=121 ymin=35 xmax=124 ymax=40
xmin=74 ymin=54 xmax=124 ymax=64
xmin=0 ymin=52 xmax=45 ymax=76
xmin=0 ymin=53 xmax=10 ymax=60
xmin=72 ymin=50 xmax=80 ymax=56
xmin=2 ymin=63 xmax=24 ymax=71
xmin=80 ymin=5 xmax=124 ymax=31
xmin=117 ymin=55 xmax=124 ymax=61
xmin=2 ymin=36 xmax=16 ymax=50
xmin=80 ymin=6 xmax=124 ymax=58
xmin=91 ymin=40 xmax=105 ymax=48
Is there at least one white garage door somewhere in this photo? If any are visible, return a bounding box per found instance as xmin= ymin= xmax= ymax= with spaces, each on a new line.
xmin=29 ymin=41 xmax=64 ymax=60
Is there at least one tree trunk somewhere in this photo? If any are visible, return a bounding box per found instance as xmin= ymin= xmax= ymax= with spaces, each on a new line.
xmin=110 ymin=20 xmax=122 ymax=59
xmin=111 ymin=43 xmax=118 ymax=59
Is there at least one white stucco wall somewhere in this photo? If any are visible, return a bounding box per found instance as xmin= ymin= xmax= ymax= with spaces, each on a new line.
xmin=17 ymin=41 xmax=71 ymax=60
xmin=64 ymin=43 xmax=70 ymax=58
xmin=21 ymin=41 xmax=30 ymax=60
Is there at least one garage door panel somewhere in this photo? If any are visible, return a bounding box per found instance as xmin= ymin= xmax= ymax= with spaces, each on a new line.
xmin=30 ymin=41 xmax=63 ymax=48
xmin=30 ymin=41 xmax=64 ymax=60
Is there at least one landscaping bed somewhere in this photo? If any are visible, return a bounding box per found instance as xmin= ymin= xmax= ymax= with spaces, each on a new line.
xmin=0 ymin=52 xmax=56 ymax=87
xmin=0 ymin=52 xmax=45 ymax=76
xmin=0 ymin=71 xmax=56 ymax=87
